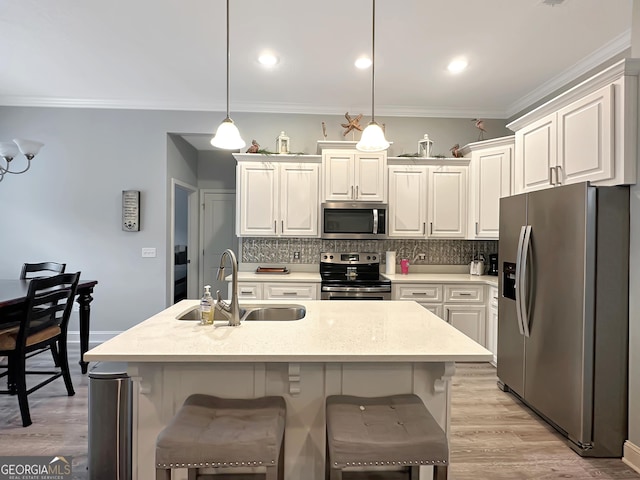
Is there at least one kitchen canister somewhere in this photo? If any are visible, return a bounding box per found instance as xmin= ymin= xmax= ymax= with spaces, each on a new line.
xmin=385 ymin=251 xmax=396 ymax=274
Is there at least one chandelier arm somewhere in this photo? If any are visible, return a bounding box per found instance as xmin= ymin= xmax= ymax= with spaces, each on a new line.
xmin=4 ymin=159 xmax=32 ymax=175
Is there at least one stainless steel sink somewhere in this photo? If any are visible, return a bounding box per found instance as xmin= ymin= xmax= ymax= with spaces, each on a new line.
xmin=176 ymin=304 xmax=305 ymax=322
xmin=242 ymin=305 xmax=305 ymax=321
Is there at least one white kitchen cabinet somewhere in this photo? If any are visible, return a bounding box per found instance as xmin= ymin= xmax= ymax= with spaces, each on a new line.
xmin=393 ymin=283 xmax=443 ymax=318
xmin=234 ymin=282 xmax=319 ymax=300
xmin=236 ymin=161 xmax=319 ymax=237
xmin=263 ymin=282 xmax=318 ymax=300
xmin=444 ymin=305 xmax=486 ymax=346
xmin=509 ymin=59 xmax=639 ymax=193
xmin=388 ymin=166 xmax=428 ymax=237
xmin=428 ymin=165 xmax=468 ymax=238
xmin=487 ymin=286 xmax=498 ymax=366
xmin=462 ymin=136 xmax=514 ymax=239
xmin=323 ymin=150 xmax=386 ymax=202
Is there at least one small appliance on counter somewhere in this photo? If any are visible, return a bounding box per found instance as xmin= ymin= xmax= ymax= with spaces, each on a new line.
xmin=469 ymin=254 xmax=485 ymax=276
xmin=488 ymin=254 xmax=498 ymax=276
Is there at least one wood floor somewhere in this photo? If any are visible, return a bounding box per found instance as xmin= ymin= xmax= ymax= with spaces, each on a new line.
xmin=0 ymin=347 xmax=638 ymax=480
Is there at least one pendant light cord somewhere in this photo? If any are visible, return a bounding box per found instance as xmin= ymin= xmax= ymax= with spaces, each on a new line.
xmin=225 ymin=0 xmax=230 ymax=120
xmin=371 ymin=0 xmax=376 ymax=123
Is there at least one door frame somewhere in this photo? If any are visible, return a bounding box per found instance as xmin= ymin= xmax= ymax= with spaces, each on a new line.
xmin=199 ymin=188 xmax=238 ymax=295
xmin=169 ymin=178 xmax=199 ymax=305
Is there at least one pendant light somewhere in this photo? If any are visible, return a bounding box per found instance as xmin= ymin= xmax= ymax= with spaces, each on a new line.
xmin=211 ymin=0 xmax=245 ymax=150
xmin=356 ymin=0 xmax=389 ymax=152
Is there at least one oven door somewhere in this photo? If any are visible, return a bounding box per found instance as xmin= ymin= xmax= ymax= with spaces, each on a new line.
xmin=321 ymin=285 xmax=391 ymax=300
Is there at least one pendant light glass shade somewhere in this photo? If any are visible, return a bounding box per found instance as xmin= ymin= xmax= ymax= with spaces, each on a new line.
xmin=211 ymin=0 xmax=245 ymax=150
xmin=356 ymin=0 xmax=389 ymax=153
xmin=211 ymin=118 xmax=245 ymax=149
xmin=357 ymin=122 xmax=389 ymax=152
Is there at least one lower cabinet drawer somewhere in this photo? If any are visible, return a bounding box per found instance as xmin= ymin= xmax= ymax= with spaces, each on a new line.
xmin=235 ymin=282 xmax=263 ymax=300
xmin=444 ymin=284 xmax=484 ymax=302
xmin=393 ymin=284 xmax=443 ymax=302
xmin=264 ymin=283 xmax=318 ymax=300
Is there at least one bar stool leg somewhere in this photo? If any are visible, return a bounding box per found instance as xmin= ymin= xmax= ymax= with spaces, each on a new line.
xmin=409 ymin=466 xmax=420 ymax=480
xmin=188 ymin=469 xmax=198 ymax=480
xmin=434 ymin=465 xmax=449 ymax=480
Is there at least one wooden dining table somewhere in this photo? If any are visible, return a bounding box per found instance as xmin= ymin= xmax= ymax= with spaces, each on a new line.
xmin=0 ymin=278 xmax=98 ymax=374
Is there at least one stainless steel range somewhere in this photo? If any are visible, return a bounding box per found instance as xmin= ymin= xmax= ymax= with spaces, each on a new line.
xmin=320 ymin=252 xmax=391 ymax=300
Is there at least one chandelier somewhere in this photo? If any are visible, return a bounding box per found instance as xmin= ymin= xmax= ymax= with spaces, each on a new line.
xmin=0 ymin=139 xmax=44 ymax=182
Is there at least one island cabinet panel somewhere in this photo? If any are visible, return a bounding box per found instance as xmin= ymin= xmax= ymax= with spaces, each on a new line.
xmin=131 ymin=361 xmax=452 ymax=480
xmin=322 ymin=149 xmax=387 ymax=202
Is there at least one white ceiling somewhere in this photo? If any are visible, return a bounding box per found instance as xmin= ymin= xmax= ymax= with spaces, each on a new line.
xmin=0 ymin=0 xmax=632 ymax=119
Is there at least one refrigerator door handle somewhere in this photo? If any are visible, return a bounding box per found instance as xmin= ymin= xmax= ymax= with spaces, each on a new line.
xmin=520 ymin=225 xmax=533 ymax=337
xmin=514 ymin=225 xmax=527 ymax=336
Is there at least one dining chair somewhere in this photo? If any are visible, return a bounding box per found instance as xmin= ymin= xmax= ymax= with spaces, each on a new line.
xmin=0 ymin=272 xmax=80 ymax=427
xmin=19 ymin=262 xmax=67 ymax=367
xmin=20 ymin=262 xmax=66 ymax=279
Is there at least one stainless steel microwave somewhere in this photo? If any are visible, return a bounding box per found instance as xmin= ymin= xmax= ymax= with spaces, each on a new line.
xmin=321 ymin=202 xmax=387 ymax=239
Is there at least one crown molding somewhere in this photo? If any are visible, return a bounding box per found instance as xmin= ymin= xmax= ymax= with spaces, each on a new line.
xmin=506 ymin=29 xmax=631 ymax=118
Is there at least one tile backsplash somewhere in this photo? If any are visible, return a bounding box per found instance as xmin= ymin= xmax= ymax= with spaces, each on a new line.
xmin=241 ymin=238 xmax=497 ymax=266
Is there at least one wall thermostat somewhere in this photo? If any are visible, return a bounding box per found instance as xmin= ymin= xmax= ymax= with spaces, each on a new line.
xmin=122 ymin=190 xmax=140 ymax=231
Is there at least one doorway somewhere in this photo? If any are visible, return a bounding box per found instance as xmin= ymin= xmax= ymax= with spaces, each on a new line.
xmin=200 ymin=190 xmax=237 ymax=298
xmin=170 ymin=179 xmax=199 ymax=304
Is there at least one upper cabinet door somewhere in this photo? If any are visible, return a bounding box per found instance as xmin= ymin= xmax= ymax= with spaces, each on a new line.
xmin=514 ymin=113 xmax=557 ymax=193
xmin=237 ymin=162 xmax=278 ymax=236
xmin=354 ymin=153 xmax=386 ymax=202
xmin=388 ymin=166 xmax=427 ymax=237
xmin=428 ymin=166 xmax=468 ymax=238
xmin=469 ymin=143 xmax=513 ymax=239
xmin=557 ymin=84 xmax=614 ymax=185
xmin=280 ymin=163 xmax=319 ymax=237
xmin=323 ymin=152 xmax=355 ymax=201
xmin=322 ymin=150 xmax=387 ymax=202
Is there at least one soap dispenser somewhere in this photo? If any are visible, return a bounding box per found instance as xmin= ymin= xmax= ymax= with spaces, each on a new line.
xmin=200 ymin=285 xmax=214 ymax=325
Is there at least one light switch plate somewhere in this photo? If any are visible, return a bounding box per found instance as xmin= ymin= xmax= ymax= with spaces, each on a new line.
xmin=142 ymin=247 xmax=156 ymax=258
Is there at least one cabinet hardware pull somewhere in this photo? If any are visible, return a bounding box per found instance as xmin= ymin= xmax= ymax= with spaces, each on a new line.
xmin=423 ymin=222 xmax=426 ymax=235
xmin=458 ymin=293 xmax=472 ymax=296
xmin=241 ymin=290 xmax=252 ymax=294
xmin=281 ymin=220 xmax=284 ymax=232
xmin=351 ymin=185 xmax=354 ymax=199
xmin=549 ymin=166 xmax=554 ymax=185
xmin=412 ymin=292 xmax=427 ymax=296
xmin=356 ymin=185 xmax=359 ymax=199
xmin=283 ymin=292 xmax=297 ymax=296
xmin=274 ymin=220 xmax=277 ymax=232
xmin=475 ymin=222 xmax=479 ymax=235
xmin=555 ymin=165 xmax=563 ymax=184
xmin=430 ymin=222 xmax=433 ymax=235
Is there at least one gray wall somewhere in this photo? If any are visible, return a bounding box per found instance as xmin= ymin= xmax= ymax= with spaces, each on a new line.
xmin=0 ymin=106 xmax=509 ymax=338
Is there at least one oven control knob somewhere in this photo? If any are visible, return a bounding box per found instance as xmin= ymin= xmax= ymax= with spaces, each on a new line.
xmin=323 ymin=255 xmax=327 ymax=260
xmin=367 ymin=256 xmax=371 ymax=260
xmin=330 ymin=255 xmax=334 ymax=259
xmin=372 ymin=255 xmax=376 ymax=260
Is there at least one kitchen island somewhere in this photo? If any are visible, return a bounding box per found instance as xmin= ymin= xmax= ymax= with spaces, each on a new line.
xmin=85 ymin=300 xmax=491 ymax=480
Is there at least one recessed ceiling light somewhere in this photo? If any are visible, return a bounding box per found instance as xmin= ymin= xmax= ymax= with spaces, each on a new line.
xmin=447 ymin=58 xmax=468 ymax=74
xmin=355 ymin=57 xmax=372 ymax=69
xmin=258 ymin=53 xmax=278 ymax=66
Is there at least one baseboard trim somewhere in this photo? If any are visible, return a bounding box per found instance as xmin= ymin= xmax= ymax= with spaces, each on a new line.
xmin=68 ymin=330 xmax=122 ymax=346
xmin=623 ymin=440 xmax=640 ymax=474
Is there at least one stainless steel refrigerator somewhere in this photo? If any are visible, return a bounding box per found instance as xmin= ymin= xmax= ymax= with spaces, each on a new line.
xmin=497 ymin=182 xmax=629 ymax=457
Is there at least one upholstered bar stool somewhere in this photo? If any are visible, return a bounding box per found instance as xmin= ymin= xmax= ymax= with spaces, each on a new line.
xmin=325 ymin=394 xmax=448 ymax=480
xmin=156 ymin=394 xmax=286 ymax=480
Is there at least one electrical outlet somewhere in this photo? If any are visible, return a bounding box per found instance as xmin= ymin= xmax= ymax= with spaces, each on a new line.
xmin=418 ymin=253 xmax=426 ymax=260
xmin=142 ymin=247 xmax=156 ymax=258
xmin=293 ymin=251 xmax=301 ymax=260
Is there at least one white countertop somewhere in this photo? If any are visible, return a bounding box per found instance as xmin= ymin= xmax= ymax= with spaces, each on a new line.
xmin=85 ymin=300 xmax=492 ymax=363
xmin=232 ymin=271 xmax=498 ymax=287
xmin=383 ymin=273 xmax=498 ymax=287
xmin=233 ymin=271 xmax=321 ymax=282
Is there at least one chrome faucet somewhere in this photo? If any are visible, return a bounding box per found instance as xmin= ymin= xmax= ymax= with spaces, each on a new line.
xmin=215 ymin=249 xmax=241 ymax=326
